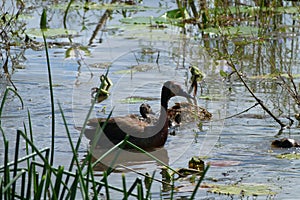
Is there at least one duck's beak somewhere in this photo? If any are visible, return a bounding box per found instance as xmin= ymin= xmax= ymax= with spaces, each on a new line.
xmin=178 ymin=90 xmax=195 ymax=100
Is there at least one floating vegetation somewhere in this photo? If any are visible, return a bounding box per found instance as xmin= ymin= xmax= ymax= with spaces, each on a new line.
xmin=53 ymin=2 xmax=158 ymax=12
xmin=65 ymin=46 xmax=91 ymax=59
xmin=89 ymin=62 xmax=112 ymax=69
xmin=120 ymin=8 xmax=188 ymax=26
xmin=204 ymin=26 xmax=260 ymax=37
xmin=119 ymin=96 xmax=159 ymax=104
xmin=26 ymin=28 xmax=77 ymax=38
xmin=207 ymin=183 xmax=277 ymax=197
xmin=250 ymin=73 xmax=300 ymax=80
xmin=275 ymin=153 xmax=300 ymax=160
xmin=113 ymin=64 xmax=157 ymax=74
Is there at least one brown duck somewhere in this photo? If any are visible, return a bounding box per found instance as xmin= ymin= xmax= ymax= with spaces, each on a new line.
xmin=140 ymin=102 xmax=212 ymax=128
xmin=84 ymin=81 xmax=192 ymax=150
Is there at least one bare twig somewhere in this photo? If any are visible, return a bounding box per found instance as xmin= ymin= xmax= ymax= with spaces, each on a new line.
xmin=227 ymin=61 xmax=286 ymax=129
xmin=278 ymin=74 xmax=300 ymax=105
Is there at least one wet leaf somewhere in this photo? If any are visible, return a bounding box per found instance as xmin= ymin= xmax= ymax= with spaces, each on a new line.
xmin=26 ymin=28 xmax=77 ymax=38
xmin=119 ymin=96 xmax=158 ymax=104
xmin=120 ymin=8 xmax=188 ymax=26
xmin=219 ymin=70 xmax=228 ymax=78
xmin=114 ymin=64 xmax=156 ymax=74
xmin=120 ymin=16 xmax=168 ymax=25
xmin=65 ymin=46 xmax=91 ymax=59
xmin=250 ymin=73 xmax=300 ymax=79
xmin=204 ymin=26 xmax=259 ymax=37
xmin=53 ymin=2 xmax=157 ymax=12
xmin=275 ymin=153 xmax=300 ymax=160
xmin=207 ymin=183 xmax=277 ymax=196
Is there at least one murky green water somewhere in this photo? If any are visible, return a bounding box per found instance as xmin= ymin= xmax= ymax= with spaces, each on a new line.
xmin=1 ymin=0 xmax=300 ymax=199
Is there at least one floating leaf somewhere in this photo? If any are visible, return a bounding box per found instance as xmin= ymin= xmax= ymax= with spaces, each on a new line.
xmin=119 ymin=96 xmax=158 ymax=104
xmin=207 ymin=183 xmax=277 ymax=196
xmin=250 ymin=73 xmax=300 ymax=79
xmin=204 ymin=26 xmax=259 ymax=37
xmin=113 ymin=64 xmax=156 ymax=74
xmin=26 ymin=28 xmax=77 ymax=38
xmin=275 ymin=153 xmax=300 ymax=160
xmin=120 ymin=16 xmax=168 ymax=25
xmin=65 ymin=46 xmax=91 ymax=59
xmin=120 ymin=8 xmax=189 ymax=26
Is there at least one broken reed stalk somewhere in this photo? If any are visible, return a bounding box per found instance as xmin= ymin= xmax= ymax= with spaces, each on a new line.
xmin=226 ymin=60 xmax=287 ymax=129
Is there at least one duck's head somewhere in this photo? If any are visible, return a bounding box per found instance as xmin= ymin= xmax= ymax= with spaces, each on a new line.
xmin=140 ymin=103 xmax=155 ymax=118
xmin=163 ymin=81 xmax=193 ymax=99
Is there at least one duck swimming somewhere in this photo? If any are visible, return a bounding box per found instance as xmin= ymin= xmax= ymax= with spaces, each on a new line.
xmin=84 ymin=81 xmax=192 ymax=150
xmin=139 ymin=102 xmax=212 ymax=128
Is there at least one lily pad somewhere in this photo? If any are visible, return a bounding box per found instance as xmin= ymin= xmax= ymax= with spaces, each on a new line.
xmin=25 ymin=28 xmax=77 ymax=38
xmin=119 ymin=96 xmax=158 ymax=104
xmin=249 ymin=73 xmax=300 ymax=79
xmin=120 ymin=8 xmax=188 ymax=26
xmin=120 ymin=16 xmax=168 ymax=25
xmin=207 ymin=183 xmax=277 ymax=196
xmin=53 ymin=2 xmax=157 ymax=11
xmin=204 ymin=26 xmax=259 ymax=37
xmin=113 ymin=64 xmax=157 ymax=74
xmin=275 ymin=153 xmax=300 ymax=160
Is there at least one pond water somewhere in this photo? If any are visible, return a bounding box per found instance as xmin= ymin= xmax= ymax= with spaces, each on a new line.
xmin=1 ymin=0 xmax=300 ymax=199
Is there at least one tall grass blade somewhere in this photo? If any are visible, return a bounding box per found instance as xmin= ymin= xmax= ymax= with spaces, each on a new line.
xmin=26 ymin=163 xmax=33 ymax=199
xmin=189 ymin=165 xmax=210 ymax=200
xmin=40 ymin=8 xmax=56 ymax=165
xmin=2 ymin=170 xmax=26 ymax=194
xmin=126 ymin=178 xmax=141 ymax=198
xmin=137 ymin=179 xmax=143 ymax=200
xmin=102 ymin=171 xmax=110 ymax=200
xmin=11 ymin=130 xmax=21 ymax=199
xmin=86 ymin=160 xmax=98 ymax=200
xmin=3 ymin=140 xmax=10 ymax=200
xmin=145 ymin=171 xmax=156 ymax=199
xmin=122 ymin=174 xmax=128 ymax=200
xmin=58 ymin=102 xmax=88 ymax=199
xmin=69 ymin=171 xmax=79 ymax=200
xmin=52 ymin=166 xmax=64 ymax=200
xmin=20 ymin=172 xmax=26 ymax=200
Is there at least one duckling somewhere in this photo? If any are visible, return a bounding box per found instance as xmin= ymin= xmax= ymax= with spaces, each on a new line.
xmin=271 ymin=138 xmax=300 ymax=148
xmin=167 ymin=102 xmax=212 ymax=127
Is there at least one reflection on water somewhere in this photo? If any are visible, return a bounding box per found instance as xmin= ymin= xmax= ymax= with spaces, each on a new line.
xmin=90 ymin=147 xmax=169 ymax=172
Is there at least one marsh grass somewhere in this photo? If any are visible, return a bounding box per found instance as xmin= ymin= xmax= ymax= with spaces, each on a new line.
xmin=0 ymin=83 xmax=209 ymax=199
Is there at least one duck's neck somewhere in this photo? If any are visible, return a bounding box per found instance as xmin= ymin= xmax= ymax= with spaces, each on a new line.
xmin=156 ymin=88 xmax=169 ymax=130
